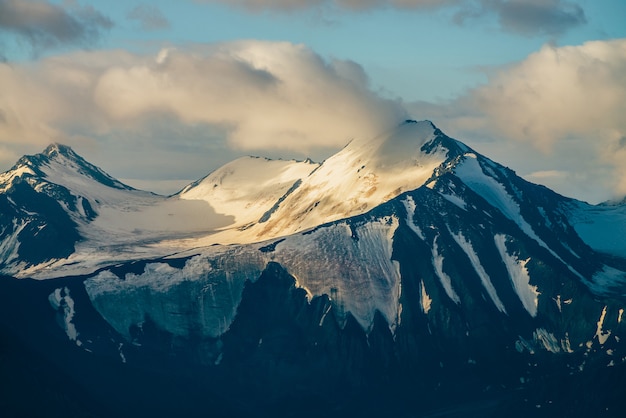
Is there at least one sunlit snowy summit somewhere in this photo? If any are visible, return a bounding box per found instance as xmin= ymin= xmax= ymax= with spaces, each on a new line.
xmin=1 ymin=120 xmax=626 ymax=416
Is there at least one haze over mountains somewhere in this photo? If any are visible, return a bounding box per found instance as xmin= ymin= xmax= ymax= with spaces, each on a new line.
xmin=1 ymin=120 xmax=626 ymax=417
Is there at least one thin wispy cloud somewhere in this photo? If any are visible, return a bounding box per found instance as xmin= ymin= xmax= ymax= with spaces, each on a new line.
xmin=0 ymin=0 xmax=113 ymax=55
xmin=456 ymin=0 xmax=587 ymax=37
xmin=199 ymin=0 xmax=586 ymax=36
xmin=198 ymin=0 xmax=459 ymax=12
xmin=127 ymin=4 xmax=170 ymax=31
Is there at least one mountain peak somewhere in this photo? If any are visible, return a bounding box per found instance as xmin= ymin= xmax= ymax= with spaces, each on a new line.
xmin=3 ymin=143 xmax=135 ymax=193
xmin=402 ymin=118 xmax=435 ymax=128
xmin=345 ymin=118 xmax=442 ymax=171
xmin=44 ymin=143 xmax=76 ymax=158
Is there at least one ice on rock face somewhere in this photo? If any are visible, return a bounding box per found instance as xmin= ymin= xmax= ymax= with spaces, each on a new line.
xmin=84 ymin=249 xmax=266 ymax=339
xmin=270 ymin=216 xmax=403 ymax=331
xmin=85 ymin=215 xmax=403 ymax=339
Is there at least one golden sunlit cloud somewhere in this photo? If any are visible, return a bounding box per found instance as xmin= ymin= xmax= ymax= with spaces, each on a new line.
xmin=409 ymin=38 xmax=626 ymax=200
xmin=0 ymin=41 xmax=405 ymax=160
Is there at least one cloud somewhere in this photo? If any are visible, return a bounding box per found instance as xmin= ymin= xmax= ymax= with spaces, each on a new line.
xmin=127 ymin=4 xmax=170 ymax=31
xmin=0 ymin=41 xmax=405 ymax=188
xmin=491 ymin=0 xmax=586 ymax=36
xmin=201 ymin=0 xmax=586 ymax=37
xmin=198 ymin=0 xmax=460 ymax=13
xmin=456 ymin=0 xmax=586 ymax=37
xmin=92 ymin=42 xmax=405 ymax=152
xmin=0 ymin=0 xmax=113 ymax=55
xmin=409 ymin=38 xmax=626 ymax=202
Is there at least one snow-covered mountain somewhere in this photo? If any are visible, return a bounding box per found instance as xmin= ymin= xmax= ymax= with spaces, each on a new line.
xmin=2 ymin=121 xmax=626 ymax=417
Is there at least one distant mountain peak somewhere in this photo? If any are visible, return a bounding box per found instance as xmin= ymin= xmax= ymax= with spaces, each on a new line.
xmin=402 ymin=118 xmax=434 ymax=128
xmin=44 ymin=143 xmax=76 ymax=157
xmin=25 ymin=143 xmax=134 ymax=191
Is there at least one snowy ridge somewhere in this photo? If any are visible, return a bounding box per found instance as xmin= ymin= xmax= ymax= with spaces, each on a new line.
xmin=455 ymin=154 xmax=543 ymax=246
xmin=0 ymin=165 xmax=36 ymax=193
xmin=178 ymin=120 xmax=448 ymax=246
xmin=454 ymin=152 xmax=587 ymax=281
xmin=248 ymin=121 xmax=446 ymax=239
xmin=2 ymin=120 xmax=455 ymax=278
xmin=179 ymin=156 xmax=319 ymax=228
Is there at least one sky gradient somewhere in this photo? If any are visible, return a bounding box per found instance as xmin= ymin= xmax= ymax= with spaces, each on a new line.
xmin=0 ymin=0 xmax=625 ymax=203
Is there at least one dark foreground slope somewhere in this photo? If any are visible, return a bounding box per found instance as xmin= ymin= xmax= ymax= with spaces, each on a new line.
xmin=1 ymin=266 xmax=626 ymax=418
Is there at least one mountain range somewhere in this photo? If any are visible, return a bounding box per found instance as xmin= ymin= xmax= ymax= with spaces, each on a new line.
xmin=1 ymin=120 xmax=626 ymax=417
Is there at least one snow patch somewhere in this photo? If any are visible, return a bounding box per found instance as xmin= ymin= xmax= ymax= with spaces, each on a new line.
xmin=420 ymin=280 xmax=432 ymax=314
xmin=595 ymin=306 xmax=611 ymax=345
xmin=319 ymin=301 xmax=332 ymax=327
xmin=118 ymin=343 xmax=127 ymax=363
xmin=534 ymin=328 xmax=560 ymax=353
xmin=48 ymin=287 xmax=81 ymax=346
xmin=431 ymin=237 xmax=461 ymax=304
xmin=440 ymin=192 xmax=467 ymax=211
xmin=561 ymin=333 xmax=574 ymax=353
xmin=494 ymin=234 xmax=539 ymax=317
xmin=402 ymin=196 xmax=425 ymax=240
xmin=451 ymin=230 xmax=506 ymax=314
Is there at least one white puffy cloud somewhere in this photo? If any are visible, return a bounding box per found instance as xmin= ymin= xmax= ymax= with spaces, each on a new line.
xmin=468 ymin=40 xmax=626 ymax=150
xmin=92 ymin=41 xmax=404 ymax=152
xmin=0 ymin=41 xmax=405 ymax=189
xmin=410 ymin=38 xmax=626 ymax=202
xmin=2 ymin=36 xmax=623 ymax=202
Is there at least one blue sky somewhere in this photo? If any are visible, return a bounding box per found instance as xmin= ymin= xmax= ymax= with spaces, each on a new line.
xmin=1 ymin=0 xmax=625 ymax=202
